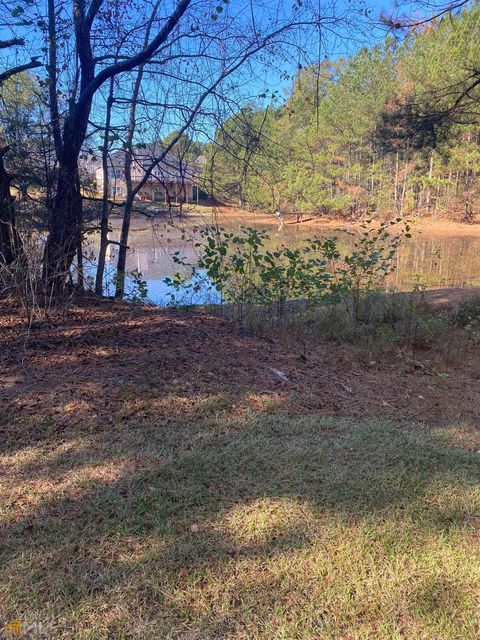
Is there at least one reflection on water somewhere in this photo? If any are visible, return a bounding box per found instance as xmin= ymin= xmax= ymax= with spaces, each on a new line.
xmin=85 ymin=219 xmax=480 ymax=305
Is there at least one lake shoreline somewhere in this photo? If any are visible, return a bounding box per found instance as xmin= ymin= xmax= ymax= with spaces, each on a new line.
xmin=108 ymin=204 xmax=480 ymax=238
xmin=99 ymin=205 xmax=480 ymax=302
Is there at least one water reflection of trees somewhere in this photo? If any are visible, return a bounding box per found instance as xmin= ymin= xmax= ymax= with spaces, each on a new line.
xmin=89 ymin=223 xmax=480 ymax=302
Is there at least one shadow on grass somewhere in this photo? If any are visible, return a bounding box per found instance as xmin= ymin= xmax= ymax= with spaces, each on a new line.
xmin=1 ymin=412 xmax=480 ymax=637
xmin=2 ymin=302 xmax=480 ymax=636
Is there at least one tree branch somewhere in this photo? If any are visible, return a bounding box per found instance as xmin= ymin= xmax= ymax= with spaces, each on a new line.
xmin=0 ymin=58 xmax=42 ymax=85
xmin=77 ymin=0 xmax=192 ymax=107
xmin=0 ymin=37 xmax=24 ymax=49
xmin=86 ymin=0 xmax=104 ymax=28
xmin=382 ymin=0 xmax=470 ymax=29
xmin=131 ymin=21 xmax=315 ymax=197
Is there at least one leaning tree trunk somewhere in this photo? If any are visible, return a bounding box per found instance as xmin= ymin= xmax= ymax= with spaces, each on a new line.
xmin=114 ymin=191 xmax=133 ymax=298
xmin=43 ymin=96 xmax=92 ymax=294
xmin=0 ymin=146 xmax=21 ymax=266
xmin=114 ymin=3 xmax=160 ymax=299
xmin=43 ymin=157 xmax=83 ymax=292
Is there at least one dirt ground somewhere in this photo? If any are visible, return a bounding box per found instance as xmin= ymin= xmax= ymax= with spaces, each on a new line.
xmin=110 ymin=203 xmax=480 ymax=238
xmin=1 ymin=289 xmax=480 ymax=454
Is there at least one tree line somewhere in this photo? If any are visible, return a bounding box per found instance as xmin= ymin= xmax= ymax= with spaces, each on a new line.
xmin=207 ymin=3 xmax=480 ymax=221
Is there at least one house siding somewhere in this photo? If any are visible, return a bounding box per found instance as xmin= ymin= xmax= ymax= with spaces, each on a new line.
xmin=92 ymin=145 xmax=200 ymax=203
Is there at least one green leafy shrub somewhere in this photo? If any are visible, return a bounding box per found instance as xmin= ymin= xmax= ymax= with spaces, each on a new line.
xmin=166 ymin=227 xmax=338 ymax=308
xmin=124 ymin=269 xmax=149 ymax=304
xmin=165 ymin=219 xmax=409 ymax=323
xmin=329 ymin=219 xmax=408 ymax=321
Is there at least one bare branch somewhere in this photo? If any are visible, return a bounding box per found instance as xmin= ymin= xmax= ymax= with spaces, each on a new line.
xmin=0 ymin=58 xmax=42 ymax=85
xmin=86 ymin=0 xmax=104 ymax=28
xmin=0 ymin=37 xmax=24 ymax=49
xmin=381 ymin=0 xmax=470 ymax=29
xmin=78 ymin=0 xmax=192 ymax=107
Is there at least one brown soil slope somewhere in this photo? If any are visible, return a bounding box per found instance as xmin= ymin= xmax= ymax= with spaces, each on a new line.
xmin=1 ymin=290 xmax=479 ymax=453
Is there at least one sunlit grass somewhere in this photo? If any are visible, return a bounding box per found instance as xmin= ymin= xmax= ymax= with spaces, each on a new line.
xmin=2 ymin=405 xmax=480 ymax=639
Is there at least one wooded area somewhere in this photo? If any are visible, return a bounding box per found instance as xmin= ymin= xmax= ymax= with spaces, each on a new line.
xmin=0 ymin=0 xmax=478 ymax=298
xmin=209 ymin=4 xmax=480 ymax=219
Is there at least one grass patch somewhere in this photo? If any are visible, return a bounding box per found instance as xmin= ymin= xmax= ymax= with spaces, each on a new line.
xmin=1 ymin=409 xmax=480 ymax=638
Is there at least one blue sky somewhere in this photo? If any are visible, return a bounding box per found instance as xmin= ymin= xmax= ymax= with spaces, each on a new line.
xmin=0 ymin=0 xmax=451 ymax=144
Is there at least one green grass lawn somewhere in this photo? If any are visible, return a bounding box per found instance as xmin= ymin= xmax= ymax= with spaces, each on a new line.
xmin=2 ymin=405 xmax=480 ymax=638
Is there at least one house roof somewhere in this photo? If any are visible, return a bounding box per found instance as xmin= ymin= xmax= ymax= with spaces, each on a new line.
xmin=85 ymin=142 xmax=201 ymax=182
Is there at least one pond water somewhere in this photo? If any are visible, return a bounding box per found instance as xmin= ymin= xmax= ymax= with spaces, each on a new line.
xmin=85 ymin=217 xmax=480 ymax=305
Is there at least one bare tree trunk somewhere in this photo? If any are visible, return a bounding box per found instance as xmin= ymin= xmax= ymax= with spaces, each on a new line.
xmin=425 ymin=152 xmax=434 ymax=211
xmin=115 ymin=2 xmax=161 ymax=298
xmin=42 ymin=0 xmax=95 ymax=293
xmin=115 ymin=191 xmax=133 ymax=298
xmin=0 ymin=146 xmax=21 ymax=266
xmin=76 ymin=240 xmax=84 ymax=290
xmin=95 ymin=76 xmax=115 ymax=295
xmin=445 ymin=170 xmax=452 ymax=210
xmin=43 ymin=115 xmax=90 ymax=293
xmin=399 ymin=152 xmax=409 ymax=213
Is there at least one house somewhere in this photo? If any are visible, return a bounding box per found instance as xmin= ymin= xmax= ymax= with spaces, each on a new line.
xmin=93 ymin=143 xmax=203 ymax=204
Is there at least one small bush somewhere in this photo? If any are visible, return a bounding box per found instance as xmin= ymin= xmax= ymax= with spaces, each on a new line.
xmin=451 ymin=295 xmax=480 ymax=328
xmin=166 ymin=219 xmax=409 ymax=322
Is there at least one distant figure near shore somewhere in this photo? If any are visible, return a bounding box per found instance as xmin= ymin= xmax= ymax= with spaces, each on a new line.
xmin=274 ymin=206 xmax=284 ymax=230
